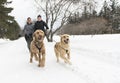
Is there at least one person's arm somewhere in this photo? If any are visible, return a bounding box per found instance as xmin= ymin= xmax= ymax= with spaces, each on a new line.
xmin=23 ymin=25 xmax=26 ymax=35
xmin=34 ymin=22 xmax=37 ymax=32
xmin=43 ymin=21 xmax=49 ymax=35
xmin=43 ymin=21 xmax=49 ymax=29
xmin=31 ymin=24 xmax=34 ymax=34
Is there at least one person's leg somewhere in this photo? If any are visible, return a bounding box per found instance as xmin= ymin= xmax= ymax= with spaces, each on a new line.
xmin=25 ymin=34 xmax=30 ymax=51
xmin=27 ymin=34 xmax=33 ymax=51
xmin=24 ymin=34 xmax=28 ymax=42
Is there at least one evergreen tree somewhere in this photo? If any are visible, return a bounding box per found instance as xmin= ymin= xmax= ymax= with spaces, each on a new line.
xmin=0 ymin=0 xmax=20 ymax=40
xmin=110 ymin=0 xmax=120 ymax=30
xmin=99 ymin=1 xmax=111 ymax=19
xmin=99 ymin=0 xmax=120 ymax=30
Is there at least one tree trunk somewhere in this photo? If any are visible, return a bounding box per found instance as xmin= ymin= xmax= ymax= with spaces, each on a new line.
xmin=46 ymin=32 xmax=53 ymax=42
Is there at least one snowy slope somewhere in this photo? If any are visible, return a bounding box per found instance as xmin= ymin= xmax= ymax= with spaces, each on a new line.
xmin=0 ymin=34 xmax=120 ymax=83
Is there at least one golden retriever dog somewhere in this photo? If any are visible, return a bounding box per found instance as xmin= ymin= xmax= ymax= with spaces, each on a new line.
xmin=54 ymin=34 xmax=71 ymax=65
xmin=30 ymin=30 xmax=46 ymax=67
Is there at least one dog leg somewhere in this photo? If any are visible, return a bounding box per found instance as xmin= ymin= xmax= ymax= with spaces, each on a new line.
xmin=54 ymin=48 xmax=60 ymax=62
xmin=67 ymin=52 xmax=70 ymax=60
xmin=38 ymin=54 xmax=41 ymax=67
xmin=30 ymin=52 xmax=33 ymax=63
xmin=60 ymin=55 xmax=71 ymax=65
xmin=34 ymin=54 xmax=38 ymax=61
xmin=56 ymin=53 xmax=60 ymax=63
xmin=41 ymin=54 xmax=45 ymax=67
xmin=40 ymin=50 xmax=46 ymax=67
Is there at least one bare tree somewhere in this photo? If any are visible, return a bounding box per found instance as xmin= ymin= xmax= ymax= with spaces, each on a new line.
xmin=34 ymin=0 xmax=81 ymax=42
xmin=82 ymin=0 xmax=97 ymax=16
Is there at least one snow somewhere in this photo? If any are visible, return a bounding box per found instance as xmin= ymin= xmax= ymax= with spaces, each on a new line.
xmin=0 ymin=34 xmax=120 ymax=83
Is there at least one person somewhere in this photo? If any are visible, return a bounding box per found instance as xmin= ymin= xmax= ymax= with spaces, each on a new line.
xmin=23 ymin=17 xmax=34 ymax=51
xmin=34 ymin=15 xmax=49 ymax=35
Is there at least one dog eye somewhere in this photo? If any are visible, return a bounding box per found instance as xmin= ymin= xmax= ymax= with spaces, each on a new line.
xmin=37 ymin=32 xmax=39 ymax=34
xmin=63 ymin=36 xmax=66 ymax=38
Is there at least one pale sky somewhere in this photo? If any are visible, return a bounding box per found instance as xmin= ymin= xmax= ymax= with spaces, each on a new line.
xmin=9 ymin=0 xmax=37 ymax=28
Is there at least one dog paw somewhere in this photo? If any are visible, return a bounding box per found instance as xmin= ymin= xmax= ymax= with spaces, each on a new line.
xmin=30 ymin=59 xmax=32 ymax=63
xmin=64 ymin=61 xmax=72 ymax=65
xmin=64 ymin=61 xmax=67 ymax=63
xmin=38 ymin=63 xmax=45 ymax=67
xmin=40 ymin=64 xmax=45 ymax=67
xmin=38 ymin=64 xmax=41 ymax=67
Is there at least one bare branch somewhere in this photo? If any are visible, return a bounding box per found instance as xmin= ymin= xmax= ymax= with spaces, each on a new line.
xmin=34 ymin=0 xmax=82 ymax=41
xmin=34 ymin=0 xmax=46 ymax=13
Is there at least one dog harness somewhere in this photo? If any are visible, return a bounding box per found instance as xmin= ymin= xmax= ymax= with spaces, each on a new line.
xmin=58 ymin=45 xmax=68 ymax=53
xmin=34 ymin=41 xmax=43 ymax=52
xmin=61 ymin=47 xmax=68 ymax=53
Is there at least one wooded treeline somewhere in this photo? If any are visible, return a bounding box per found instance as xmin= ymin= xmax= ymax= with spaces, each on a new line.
xmin=57 ymin=0 xmax=120 ymax=35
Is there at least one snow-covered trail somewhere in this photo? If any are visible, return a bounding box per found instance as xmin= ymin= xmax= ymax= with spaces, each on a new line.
xmin=0 ymin=37 xmax=87 ymax=83
xmin=70 ymin=35 xmax=120 ymax=83
xmin=0 ymin=35 xmax=120 ymax=83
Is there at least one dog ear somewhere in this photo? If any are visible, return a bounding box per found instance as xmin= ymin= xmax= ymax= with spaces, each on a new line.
xmin=59 ymin=34 xmax=63 ymax=37
xmin=60 ymin=35 xmax=63 ymax=42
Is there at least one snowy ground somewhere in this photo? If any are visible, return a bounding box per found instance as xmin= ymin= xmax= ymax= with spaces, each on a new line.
xmin=0 ymin=34 xmax=120 ymax=83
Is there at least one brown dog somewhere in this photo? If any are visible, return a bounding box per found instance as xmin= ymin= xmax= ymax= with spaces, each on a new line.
xmin=30 ymin=30 xmax=46 ymax=67
xmin=54 ymin=34 xmax=71 ymax=65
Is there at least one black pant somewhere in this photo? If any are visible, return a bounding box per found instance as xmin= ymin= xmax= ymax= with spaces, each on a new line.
xmin=24 ymin=34 xmax=32 ymax=51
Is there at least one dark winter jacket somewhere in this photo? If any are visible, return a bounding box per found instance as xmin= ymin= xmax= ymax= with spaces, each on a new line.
xmin=23 ymin=23 xmax=34 ymax=36
xmin=34 ymin=20 xmax=49 ymax=33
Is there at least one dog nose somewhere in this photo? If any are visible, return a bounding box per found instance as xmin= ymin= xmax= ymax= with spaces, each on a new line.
xmin=67 ymin=39 xmax=69 ymax=41
xmin=39 ymin=35 xmax=42 ymax=37
xmin=38 ymin=35 xmax=42 ymax=39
